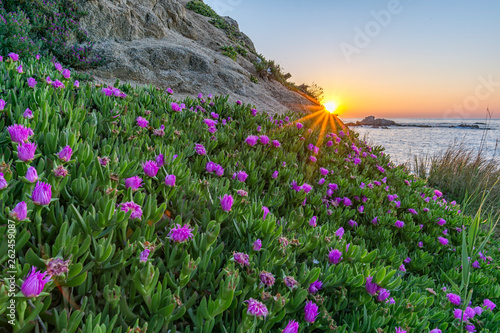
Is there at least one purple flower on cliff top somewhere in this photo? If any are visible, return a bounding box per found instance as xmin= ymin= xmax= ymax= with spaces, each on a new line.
xmin=484 ymin=299 xmax=496 ymax=310
xmin=304 ymin=301 xmax=319 ymax=323
xmin=8 ymin=53 xmax=19 ymax=61
xmin=142 ymin=160 xmax=159 ymax=177
xmin=166 ymin=87 xmax=174 ymax=94
xmin=54 ymin=165 xmax=68 ymax=177
xmin=308 ymin=279 xmax=323 ymax=294
xmin=301 ymin=183 xmax=312 ymax=193
xmin=54 ymin=62 xmax=63 ymax=71
xmin=204 ymin=119 xmax=217 ymax=127
xmin=233 ymin=171 xmax=248 ymax=182
xmin=253 ymin=239 xmax=262 ymax=251
xmin=272 ymin=140 xmax=281 ymax=147
xmin=234 ymin=252 xmax=249 ymax=267
xmin=171 ymin=102 xmax=183 ymax=112
xmin=349 ymin=219 xmax=358 ymax=228
xmin=220 ymin=194 xmax=234 ymax=212
xmin=18 ymin=142 xmax=37 ymax=162
xmin=378 ymin=288 xmax=391 ymax=302
xmin=296 ymin=122 xmax=303 ymax=129
xmin=136 ymin=116 xmax=149 ymax=128
xmin=52 ymin=80 xmax=65 ymax=89
xmin=125 ymin=176 xmax=143 ymax=191
xmin=438 ymin=237 xmax=449 ymax=246
xmin=453 ymin=308 xmax=467 ymax=321
xmin=24 ymin=108 xmax=33 ymax=119
xmin=435 ymin=190 xmax=443 ymax=197
xmin=429 ymin=329 xmax=442 ymax=333
xmin=168 ymin=224 xmax=194 ymax=243
xmin=437 ymin=218 xmax=446 ymax=226
xmin=335 ymin=227 xmax=345 ymax=238
xmin=395 ymin=220 xmax=405 ymax=228
xmin=156 ymin=154 xmax=165 ymax=167
xmin=395 ymin=327 xmax=407 ymax=333
xmin=343 ymin=197 xmax=352 ymax=206
xmin=284 ymin=276 xmax=298 ymax=288
xmin=121 ymin=202 xmax=143 ymax=219
xmin=366 ymin=276 xmax=381 ymax=295
xmin=21 ymin=267 xmax=51 ymax=298
xmin=282 ymin=320 xmax=299 ymax=333
xmin=8 ymin=124 xmax=34 ymax=143
xmin=309 ymin=216 xmax=317 ymax=227
xmin=245 ymin=135 xmax=259 ymax=146
xmin=447 ymin=293 xmax=461 ymax=305
xmin=328 ymin=248 xmax=343 ymax=264
xmin=309 ymin=156 xmax=317 ymax=162
xmin=245 ymin=298 xmax=268 ymax=317
xmin=195 ymin=143 xmax=206 ymax=155
xmin=28 ymin=77 xmax=37 ymax=88
xmin=10 ymin=201 xmax=28 ymax=221
xmin=272 ymin=170 xmax=279 ymax=179
xmin=165 ymin=174 xmax=176 ymax=187
xmin=74 ymin=80 xmax=80 ymax=88
xmin=408 ymin=208 xmax=417 ymax=215
xmin=259 ymin=271 xmax=275 ymax=287
xmin=62 ymin=69 xmax=71 ymax=79
xmin=58 ymin=145 xmax=73 ymax=162
xmin=259 ymin=135 xmax=270 ymax=145
xmin=262 ymin=206 xmax=270 ymax=220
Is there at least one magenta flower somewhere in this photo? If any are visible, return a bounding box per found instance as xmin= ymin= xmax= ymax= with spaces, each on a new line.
xmin=204 ymin=119 xmax=217 ymax=127
xmin=259 ymin=135 xmax=270 ymax=145
xmin=220 ymin=194 xmax=234 ymax=212
xmin=371 ymin=217 xmax=379 ymax=224
xmin=10 ymin=201 xmax=28 ymax=221
xmin=74 ymin=80 xmax=79 ymax=88
xmin=260 ymin=271 xmax=275 ymax=287
xmin=301 ymin=183 xmax=312 ymax=193
xmin=464 ymin=325 xmax=476 ymax=332
xmin=23 ymin=108 xmax=33 ymax=119
xmin=309 ymin=156 xmax=317 ymax=162
xmin=245 ymin=135 xmax=259 ymax=146
xmin=251 ymin=108 xmax=257 ymax=116
xmin=171 ymin=102 xmax=183 ymax=112
xmin=120 ymin=202 xmax=143 ymax=219
xmin=54 ymin=62 xmax=63 ymax=71
xmin=52 ymin=80 xmax=65 ymax=89
xmin=304 ymin=301 xmax=319 ymax=323
xmin=437 ymin=218 xmax=446 ymax=226
xmin=62 ymin=69 xmax=71 ymax=79
xmin=335 ymin=227 xmax=344 ymax=238
xmin=58 ymin=145 xmax=73 ymax=162
xmin=395 ymin=327 xmax=407 ymax=333
xmin=214 ymin=164 xmax=224 ymax=176
xmin=245 ymin=298 xmax=268 ymax=317
xmin=17 ymin=64 xmax=23 ymax=73
xmin=319 ymin=167 xmax=329 ymax=176
xmin=272 ymin=170 xmax=279 ymax=179
xmin=156 ymin=154 xmax=165 ymax=167
xmin=395 ymin=220 xmax=405 ymax=228
xmin=282 ymin=320 xmax=299 ymax=333
xmin=308 ymin=279 xmax=323 ymax=294
xmin=272 ymin=140 xmax=281 ymax=148
xmin=438 ymin=237 xmax=449 ymax=246
xmin=8 ymin=53 xmax=20 ymax=61
xmin=195 ymin=143 xmax=207 ymax=155
xmin=125 ymin=176 xmax=143 ymax=190
xmin=8 ymin=124 xmax=34 ymax=143
xmin=328 ymin=248 xmax=342 ymax=264
xmin=140 ymin=249 xmax=150 ymax=262
xmin=484 ymin=299 xmax=496 ymax=310
xmin=418 ymin=241 xmax=423 ymax=248
xmin=429 ymin=329 xmax=442 ymax=333
xmin=408 ymin=208 xmax=417 ymax=215
xmin=27 ymin=77 xmax=37 ymax=88
xmin=253 ymin=239 xmax=262 ymax=251
xmin=142 ymin=160 xmax=158 ymax=177
xmin=472 ymin=260 xmax=480 ymax=268
xmin=399 ymin=264 xmax=406 ymax=272
xmin=236 ymin=100 xmax=242 ymax=105
xmin=296 ymin=123 xmax=303 ymax=129
xmin=165 ymin=174 xmax=176 ymax=187
xmin=378 ymin=288 xmax=390 ymax=302
xmin=262 ymin=206 xmax=270 ymax=220
xmin=343 ymin=197 xmax=352 ymax=206
xmin=435 ymin=190 xmax=443 ymax=197
xmin=168 ymin=224 xmax=194 ymax=243
xmin=309 ymin=216 xmax=317 ymax=227
xmin=54 ymin=165 xmax=68 ymax=177
xmin=136 ymin=116 xmax=149 ymax=128
xmin=447 ymin=293 xmax=461 ymax=305
xmin=234 ymin=252 xmax=249 ymax=267
xmin=284 ymin=276 xmax=298 ymax=288
xmin=233 ymin=171 xmax=248 ymax=182
xmin=206 ymin=161 xmax=216 ymax=173
xmin=366 ymin=276 xmax=381 ymax=295
xmin=46 ymin=258 xmax=70 ymax=277
xmin=24 ymin=167 xmax=38 ymax=183
xmin=21 ymin=267 xmax=51 ymax=298
xmin=166 ymin=87 xmax=174 ymax=94
xmin=349 ymin=219 xmax=358 ymax=228
xmin=32 ymin=181 xmax=51 ymax=206
xmin=453 ymin=308 xmax=467 ymax=321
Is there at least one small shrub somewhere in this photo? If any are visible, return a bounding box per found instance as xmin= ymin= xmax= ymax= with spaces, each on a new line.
xmin=236 ymin=45 xmax=247 ymax=57
xmin=186 ymin=0 xmax=219 ymax=18
xmin=220 ymin=45 xmax=237 ymax=61
xmin=250 ymin=74 xmax=258 ymax=84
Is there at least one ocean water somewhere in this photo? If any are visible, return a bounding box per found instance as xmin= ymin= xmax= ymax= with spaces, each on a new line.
xmin=340 ymin=118 xmax=500 ymax=166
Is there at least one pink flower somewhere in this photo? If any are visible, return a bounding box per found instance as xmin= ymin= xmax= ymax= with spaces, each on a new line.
xmin=335 ymin=227 xmax=344 ymax=238
xmin=1 ymin=173 xmax=9 ymax=189
xmin=437 ymin=218 xmax=446 ymax=226
xmin=8 ymin=53 xmax=19 ymax=61
xmin=272 ymin=170 xmax=279 ymax=179
xmin=62 ymin=69 xmax=71 ymax=79
xmin=195 ymin=143 xmax=207 ymax=155
xmin=447 ymin=293 xmax=461 ymax=305
xmin=272 ymin=140 xmax=281 ymax=147
xmin=142 ymin=160 xmax=159 ymax=177
xmin=8 ymin=124 xmax=34 ymax=143
xmin=234 ymin=252 xmax=249 ymax=267
xmin=54 ymin=62 xmax=63 ymax=71
xmin=245 ymin=135 xmax=259 ymax=146
xmin=233 ymin=171 xmax=248 ymax=182
xmin=52 ymin=80 xmax=65 ymax=89
xmin=120 ymin=202 xmax=143 ymax=219
xmin=253 ymin=239 xmax=262 ymax=251
xmin=262 ymin=206 xmax=270 ymax=220
xmin=434 ymin=190 xmax=443 ymax=197
xmin=10 ymin=201 xmax=28 ymax=221
xmin=58 ymin=145 xmax=73 ymax=162
xmin=259 ymin=271 xmax=275 ymax=287
xmin=136 ymin=116 xmax=149 ymax=128
xmin=32 ymin=181 xmax=51 ymax=206
xmin=23 ymin=108 xmax=33 ymax=118
xmin=296 ymin=122 xmax=303 ymax=129
xmin=282 ymin=320 xmax=299 ymax=333
xmin=14 ymin=132 xmax=36 ymax=154
xmin=484 ymin=299 xmax=496 ymax=310
xmin=168 ymin=224 xmax=194 ymax=243
xmin=259 ymin=135 xmax=270 ymax=145
xmin=165 ymin=174 xmax=176 ymax=186
xmin=438 ymin=237 xmax=449 ymax=246
xmin=366 ymin=276 xmax=381 ymax=295
xmin=378 ymin=288 xmax=390 ymax=302
xmin=309 ymin=156 xmax=317 ymax=162
xmin=27 ymin=77 xmax=37 ymax=88
xmin=54 ymin=165 xmax=68 ymax=177
xmin=395 ymin=327 xmax=407 ymax=333
xmin=304 ymin=301 xmax=319 ymax=323
xmin=308 ymin=279 xmax=323 ymax=294
xmin=309 ymin=216 xmax=317 ymax=227
xmin=171 ymin=102 xmax=183 ymax=112
xmin=140 ymin=249 xmax=150 ymax=262
xmin=284 ymin=276 xmax=298 ymax=288
xmin=74 ymin=80 xmax=80 ymax=88
xmin=328 ymin=248 xmax=342 ymax=264
xmin=21 ymin=267 xmax=51 ymax=298
xmin=166 ymin=87 xmax=174 ymax=94
xmin=245 ymin=298 xmax=268 ymax=317
xmin=125 ymin=176 xmax=143 ymax=191
xmin=429 ymin=329 xmax=442 ymax=333
xmin=395 ymin=220 xmax=405 ymax=228
xmin=220 ymin=194 xmax=234 ymax=212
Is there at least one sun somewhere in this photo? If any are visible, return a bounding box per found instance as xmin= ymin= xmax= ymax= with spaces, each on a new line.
xmin=323 ymin=101 xmax=339 ymax=114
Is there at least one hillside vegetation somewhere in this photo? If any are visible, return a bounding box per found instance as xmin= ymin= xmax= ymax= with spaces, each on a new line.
xmin=0 ymin=55 xmax=499 ymax=332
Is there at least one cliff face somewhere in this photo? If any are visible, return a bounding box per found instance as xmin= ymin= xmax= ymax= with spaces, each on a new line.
xmin=79 ymin=0 xmax=321 ymax=114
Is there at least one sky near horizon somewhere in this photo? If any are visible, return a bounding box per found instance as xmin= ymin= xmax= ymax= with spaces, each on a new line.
xmin=204 ymin=0 xmax=500 ymax=119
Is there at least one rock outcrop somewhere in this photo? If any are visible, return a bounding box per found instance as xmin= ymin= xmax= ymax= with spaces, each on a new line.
xmin=78 ymin=0 xmax=321 ymax=114
xmin=346 ymin=116 xmax=398 ymax=127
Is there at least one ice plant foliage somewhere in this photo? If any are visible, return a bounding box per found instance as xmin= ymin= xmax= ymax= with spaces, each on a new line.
xmin=0 ymin=55 xmax=499 ymax=332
